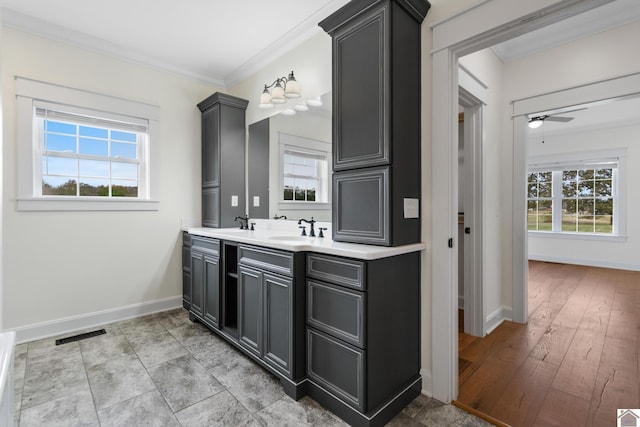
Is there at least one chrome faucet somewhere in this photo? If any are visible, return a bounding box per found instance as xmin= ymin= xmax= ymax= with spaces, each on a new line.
xmin=298 ymin=217 xmax=316 ymax=237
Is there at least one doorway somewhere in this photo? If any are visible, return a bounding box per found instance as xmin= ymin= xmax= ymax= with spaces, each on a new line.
xmin=430 ymin=0 xmax=623 ymax=403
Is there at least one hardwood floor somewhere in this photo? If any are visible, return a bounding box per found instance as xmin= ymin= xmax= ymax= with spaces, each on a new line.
xmin=457 ymin=261 xmax=640 ymax=426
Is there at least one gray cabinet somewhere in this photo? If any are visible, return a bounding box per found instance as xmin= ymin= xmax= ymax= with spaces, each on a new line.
xmin=320 ymin=0 xmax=428 ymax=247
xmin=238 ymin=245 xmax=298 ymax=378
xmin=189 ymin=236 xmax=220 ymax=329
xmin=197 ymin=93 xmax=248 ymax=228
xmin=305 ymin=251 xmax=421 ymax=425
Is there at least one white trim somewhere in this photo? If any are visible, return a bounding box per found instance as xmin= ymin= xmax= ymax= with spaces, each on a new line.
xmin=485 ymin=306 xmax=513 ymax=335
xmin=15 ymin=77 xmax=160 ymax=210
xmin=528 ymin=231 xmax=626 ymax=242
xmin=528 ymin=254 xmax=640 ymax=271
xmin=7 ymin=296 xmax=182 ymax=344
xmin=16 ymin=198 xmax=160 ymax=211
xmin=458 ymin=65 xmax=488 ymax=104
xmin=420 ymin=369 xmax=433 ymax=398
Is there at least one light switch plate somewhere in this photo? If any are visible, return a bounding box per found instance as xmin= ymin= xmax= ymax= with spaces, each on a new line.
xmin=404 ymin=198 xmax=419 ymax=219
xmin=253 ymin=196 xmax=260 ymax=207
xmin=231 ymin=195 xmax=238 ymax=207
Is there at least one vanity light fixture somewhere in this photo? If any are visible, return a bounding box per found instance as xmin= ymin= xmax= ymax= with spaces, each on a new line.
xmin=258 ymin=71 xmax=301 ymax=109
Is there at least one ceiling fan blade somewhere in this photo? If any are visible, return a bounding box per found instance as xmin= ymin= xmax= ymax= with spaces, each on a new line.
xmin=545 ymin=116 xmax=574 ymax=122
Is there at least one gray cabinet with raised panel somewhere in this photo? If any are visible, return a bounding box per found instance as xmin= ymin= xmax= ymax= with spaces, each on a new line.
xmin=305 ymin=251 xmax=421 ymax=426
xmin=197 ymin=93 xmax=248 ymax=228
xmin=320 ymin=0 xmax=429 ymax=246
xmin=188 ymin=236 xmax=220 ymax=330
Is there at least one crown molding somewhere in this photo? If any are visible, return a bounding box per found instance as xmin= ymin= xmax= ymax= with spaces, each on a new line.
xmin=1 ymin=8 xmax=227 ymax=87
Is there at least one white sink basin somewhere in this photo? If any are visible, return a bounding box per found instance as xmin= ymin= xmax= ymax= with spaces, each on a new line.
xmin=268 ymin=235 xmax=309 ymax=241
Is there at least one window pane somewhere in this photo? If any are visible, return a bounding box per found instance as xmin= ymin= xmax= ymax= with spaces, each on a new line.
xmin=46 ymin=120 xmax=76 ymax=135
xmin=294 ymin=186 xmax=305 ymax=201
xmin=527 ymin=173 xmax=536 ymax=183
xmin=595 ymin=198 xmax=613 ymax=215
xmin=527 ymin=183 xmax=537 ymax=198
xmin=46 ymin=156 xmax=78 ymax=175
xmin=578 ymin=169 xmax=594 ymax=180
xmin=293 ymin=164 xmax=306 ymax=176
xmin=562 ymin=170 xmax=577 ymax=181
xmin=42 ymin=177 xmax=77 ymax=196
xmin=46 ymin=133 xmax=76 ymax=152
xmin=79 ymin=178 xmax=109 ymax=196
xmin=595 ymin=168 xmax=612 ymax=179
xmin=111 ymin=142 xmax=137 ymax=159
xmin=80 ymin=138 xmax=108 ymax=156
xmin=595 ymin=180 xmax=611 ymax=197
xmin=80 ymin=126 xmax=108 ymax=138
xmin=111 ymin=162 xmax=138 ymax=179
xmin=527 ymin=215 xmax=537 ymax=231
xmin=111 ymin=130 xmax=136 ymax=142
xmin=112 ymin=180 xmax=138 ymax=197
xmin=80 ymin=159 xmax=109 ymax=178
xmin=562 ymin=181 xmax=577 ymax=197
xmin=539 ymin=182 xmax=552 ymax=198
xmin=578 ymin=217 xmax=594 ymax=233
xmin=539 ymin=172 xmax=552 ymax=182
xmin=578 ymin=199 xmax=594 ymax=215
xmin=578 ymin=180 xmax=594 ymax=197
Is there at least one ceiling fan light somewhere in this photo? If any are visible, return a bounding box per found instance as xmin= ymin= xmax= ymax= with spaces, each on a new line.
xmin=528 ymin=117 xmax=544 ymax=129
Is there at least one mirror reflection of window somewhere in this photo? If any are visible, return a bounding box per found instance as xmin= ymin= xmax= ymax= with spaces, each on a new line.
xmin=280 ymin=137 xmax=329 ymax=204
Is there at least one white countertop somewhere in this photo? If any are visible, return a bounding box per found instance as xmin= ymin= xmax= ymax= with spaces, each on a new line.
xmin=185 ymin=226 xmax=426 ymax=260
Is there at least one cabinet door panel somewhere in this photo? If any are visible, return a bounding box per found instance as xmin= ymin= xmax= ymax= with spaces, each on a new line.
xmin=238 ymin=266 xmax=262 ymax=357
xmin=203 ymin=255 xmax=220 ymax=329
xmin=307 ymin=328 xmax=365 ymax=411
xmin=333 ymin=167 xmax=389 ymax=245
xmin=333 ymin=6 xmax=389 ymax=170
xmin=202 ymin=187 xmax=220 ymax=228
xmin=182 ymin=270 xmax=191 ymax=309
xmin=202 ymin=104 xmax=220 ymax=187
xmin=190 ymin=252 xmax=204 ymax=318
xmin=263 ymin=273 xmax=292 ymax=377
xmin=307 ymin=280 xmax=365 ymax=348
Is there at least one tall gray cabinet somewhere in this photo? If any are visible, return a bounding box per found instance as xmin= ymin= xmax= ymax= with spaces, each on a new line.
xmin=320 ymin=0 xmax=429 ymax=246
xmin=197 ymin=93 xmax=248 ymax=228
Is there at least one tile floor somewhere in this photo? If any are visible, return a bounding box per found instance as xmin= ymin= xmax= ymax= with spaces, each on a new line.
xmin=13 ymin=308 xmax=492 ymax=427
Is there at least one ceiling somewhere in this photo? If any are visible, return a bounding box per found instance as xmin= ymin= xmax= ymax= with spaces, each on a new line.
xmin=0 ymin=0 xmax=350 ymax=88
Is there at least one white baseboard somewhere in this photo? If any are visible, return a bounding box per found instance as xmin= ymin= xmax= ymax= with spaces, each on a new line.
xmin=420 ymin=368 xmax=433 ymax=398
xmin=528 ymin=254 xmax=640 ymax=272
xmin=8 ymin=296 xmax=182 ymax=344
xmin=485 ymin=305 xmax=512 ymax=335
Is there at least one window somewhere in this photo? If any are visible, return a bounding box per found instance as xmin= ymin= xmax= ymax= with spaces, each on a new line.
xmin=278 ymin=133 xmax=330 ymax=209
xmin=282 ymin=148 xmax=328 ymax=202
xmin=527 ymin=152 xmax=623 ymax=236
xmin=37 ymin=105 xmax=146 ymax=198
xmin=16 ymin=77 xmax=159 ymax=211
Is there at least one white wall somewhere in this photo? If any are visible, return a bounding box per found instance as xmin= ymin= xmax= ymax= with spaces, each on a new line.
xmin=499 ymin=19 xmax=640 ymax=297
xmin=2 ymin=27 xmax=219 ymax=338
xmin=528 ymin=123 xmax=640 ymax=270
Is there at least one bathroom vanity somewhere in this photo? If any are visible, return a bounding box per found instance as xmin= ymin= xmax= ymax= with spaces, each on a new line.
xmin=182 ymin=225 xmax=424 ymax=427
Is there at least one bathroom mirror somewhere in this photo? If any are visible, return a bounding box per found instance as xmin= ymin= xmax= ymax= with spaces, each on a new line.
xmin=248 ymin=92 xmax=332 ymax=221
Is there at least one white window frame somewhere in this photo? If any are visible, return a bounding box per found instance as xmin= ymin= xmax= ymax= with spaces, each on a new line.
xmin=528 ymin=149 xmax=626 ymax=241
xmin=277 ymin=132 xmax=331 ymax=211
xmin=16 ymin=77 xmax=160 ymax=211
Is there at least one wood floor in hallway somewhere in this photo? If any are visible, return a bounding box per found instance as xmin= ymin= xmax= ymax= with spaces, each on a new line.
xmin=457 ymin=260 xmax=640 ymax=427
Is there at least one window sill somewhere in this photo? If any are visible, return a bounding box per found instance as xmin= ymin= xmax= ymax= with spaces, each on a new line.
xmin=17 ymin=197 xmax=160 ymax=212
xmin=277 ymin=202 xmax=331 ymax=211
xmin=528 ymin=230 xmax=626 ymax=242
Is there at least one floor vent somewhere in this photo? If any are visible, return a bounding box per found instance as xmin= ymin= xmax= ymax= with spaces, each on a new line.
xmin=55 ymin=329 xmax=106 ymax=345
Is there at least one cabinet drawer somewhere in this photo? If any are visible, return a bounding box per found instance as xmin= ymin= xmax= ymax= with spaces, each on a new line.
xmin=191 ymin=236 xmax=220 ymax=257
xmin=307 ymin=328 xmax=365 ymax=411
xmin=306 ymin=254 xmax=365 ymax=290
xmin=238 ymin=245 xmax=293 ymax=277
xmin=307 ymin=280 xmax=365 ymax=348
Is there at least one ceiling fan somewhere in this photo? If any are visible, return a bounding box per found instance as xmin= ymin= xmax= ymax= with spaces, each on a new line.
xmin=527 ymin=107 xmax=587 ymax=128
xmin=528 ymin=114 xmax=573 ymax=128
